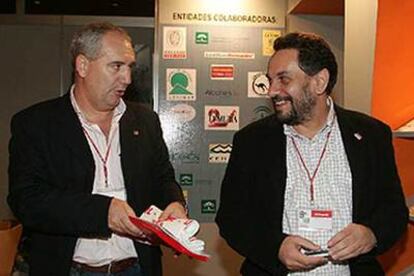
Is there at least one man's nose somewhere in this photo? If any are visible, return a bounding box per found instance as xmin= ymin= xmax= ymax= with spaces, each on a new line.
xmin=121 ymin=68 xmax=132 ymax=85
xmin=267 ymin=81 xmax=281 ymax=98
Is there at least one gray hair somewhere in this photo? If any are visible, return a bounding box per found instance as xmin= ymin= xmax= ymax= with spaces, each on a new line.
xmin=70 ymin=22 xmax=132 ymax=69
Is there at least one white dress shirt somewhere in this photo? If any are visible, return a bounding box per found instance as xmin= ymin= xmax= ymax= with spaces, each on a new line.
xmin=70 ymin=86 xmax=138 ymax=266
xmin=283 ymin=98 xmax=352 ymax=275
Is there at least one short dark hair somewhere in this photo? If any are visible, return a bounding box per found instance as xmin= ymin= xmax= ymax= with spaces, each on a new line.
xmin=273 ymin=32 xmax=337 ymax=94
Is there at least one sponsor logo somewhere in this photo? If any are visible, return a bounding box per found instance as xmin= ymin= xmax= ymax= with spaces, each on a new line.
xmin=195 ymin=32 xmax=209 ymax=44
xmin=179 ymin=174 xmax=193 ymax=186
xmin=262 ymin=29 xmax=281 ymax=56
xmin=170 ymin=151 xmax=200 ymax=164
xmin=205 ymin=106 xmax=239 ymax=131
xmin=163 ymin=26 xmax=187 ymax=59
xmin=201 ymin=199 xmax=217 ymax=214
xmin=253 ymin=105 xmax=273 ymax=121
xmin=204 ymin=51 xmax=255 ymax=59
xmin=209 ymin=143 xmax=232 ymax=163
xmin=167 ymin=30 xmax=182 ymax=47
xmin=248 ymin=72 xmax=269 ymax=98
xmin=166 ymin=68 xmax=196 ymax=101
xmin=210 ymin=64 xmax=234 ymax=80
xmin=169 ymin=104 xmax=196 ymax=122
xmin=204 ymin=89 xmax=233 ymax=97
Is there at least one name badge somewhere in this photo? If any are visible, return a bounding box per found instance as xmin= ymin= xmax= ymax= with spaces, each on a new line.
xmin=298 ymin=209 xmax=333 ymax=231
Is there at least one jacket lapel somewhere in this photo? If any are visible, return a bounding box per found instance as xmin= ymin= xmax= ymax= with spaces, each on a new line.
xmin=335 ymin=106 xmax=368 ymax=221
xmin=267 ymin=118 xmax=287 ymax=184
xmin=262 ymin=116 xmax=288 ymax=213
xmin=119 ymin=106 xmax=145 ymax=208
xmin=56 ymin=94 xmax=95 ymax=191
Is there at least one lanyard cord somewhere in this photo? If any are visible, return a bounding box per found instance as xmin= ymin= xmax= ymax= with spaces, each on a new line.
xmin=82 ymin=127 xmax=115 ymax=188
xmin=290 ymin=128 xmax=333 ymax=203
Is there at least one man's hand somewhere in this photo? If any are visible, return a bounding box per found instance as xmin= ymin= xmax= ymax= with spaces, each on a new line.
xmin=328 ymin=223 xmax=377 ymax=261
xmin=159 ymin=201 xmax=187 ymax=221
xmin=279 ymin=235 xmax=327 ymax=271
xmin=108 ymin=198 xmax=146 ymax=238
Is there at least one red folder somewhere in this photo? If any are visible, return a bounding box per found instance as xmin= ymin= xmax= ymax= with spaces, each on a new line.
xmin=129 ymin=216 xmax=210 ymax=262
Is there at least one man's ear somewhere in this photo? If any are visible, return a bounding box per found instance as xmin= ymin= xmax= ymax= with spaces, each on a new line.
xmin=75 ymin=55 xmax=89 ymax=78
xmin=313 ymin=68 xmax=329 ymax=95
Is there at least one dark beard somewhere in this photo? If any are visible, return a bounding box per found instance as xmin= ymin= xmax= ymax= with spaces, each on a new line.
xmin=271 ymin=84 xmax=316 ymax=125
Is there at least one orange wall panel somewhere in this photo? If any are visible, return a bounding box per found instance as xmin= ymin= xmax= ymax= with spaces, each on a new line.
xmin=394 ymin=140 xmax=414 ymax=197
xmin=371 ymin=0 xmax=414 ymax=129
xmin=378 ymin=140 xmax=414 ymax=275
xmin=372 ymin=0 xmax=414 ymax=274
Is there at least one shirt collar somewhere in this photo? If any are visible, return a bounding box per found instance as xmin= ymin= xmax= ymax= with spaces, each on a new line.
xmin=70 ymin=84 xmax=126 ymax=126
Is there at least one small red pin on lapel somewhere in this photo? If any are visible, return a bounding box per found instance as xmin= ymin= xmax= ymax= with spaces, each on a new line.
xmin=354 ymin=132 xmax=362 ymax=140
xmin=133 ymin=130 xmax=139 ymax=136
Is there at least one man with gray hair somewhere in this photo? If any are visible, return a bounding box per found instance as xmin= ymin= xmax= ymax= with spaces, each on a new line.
xmin=8 ymin=22 xmax=187 ymax=276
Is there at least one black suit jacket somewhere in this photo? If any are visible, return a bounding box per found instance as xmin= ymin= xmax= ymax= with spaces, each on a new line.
xmin=8 ymin=93 xmax=184 ymax=276
xmin=216 ymin=105 xmax=408 ymax=276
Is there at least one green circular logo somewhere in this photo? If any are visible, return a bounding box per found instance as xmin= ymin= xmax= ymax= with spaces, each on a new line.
xmin=171 ymin=72 xmax=188 ymax=89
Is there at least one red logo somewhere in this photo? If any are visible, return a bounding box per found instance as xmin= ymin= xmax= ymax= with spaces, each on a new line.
xmin=210 ymin=65 xmax=234 ymax=80
xmin=208 ymin=108 xmax=238 ymax=127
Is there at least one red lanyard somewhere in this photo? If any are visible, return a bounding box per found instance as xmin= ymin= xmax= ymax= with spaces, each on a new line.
xmin=290 ymin=129 xmax=332 ymax=203
xmin=82 ymin=127 xmax=114 ymax=188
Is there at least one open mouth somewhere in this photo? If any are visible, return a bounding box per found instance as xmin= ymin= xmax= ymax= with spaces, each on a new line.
xmin=274 ymin=100 xmax=288 ymax=106
xmin=272 ymin=97 xmax=292 ymax=107
xmin=115 ymin=89 xmax=125 ymax=96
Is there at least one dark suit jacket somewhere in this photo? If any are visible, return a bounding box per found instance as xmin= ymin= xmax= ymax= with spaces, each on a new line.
xmin=8 ymin=93 xmax=185 ymax=276
xmin=216 ymin=105 xmax=408 ymax=276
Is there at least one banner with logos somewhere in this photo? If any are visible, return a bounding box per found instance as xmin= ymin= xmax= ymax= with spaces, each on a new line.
xmin=156 ymin=0 xmax=285 ymax=222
